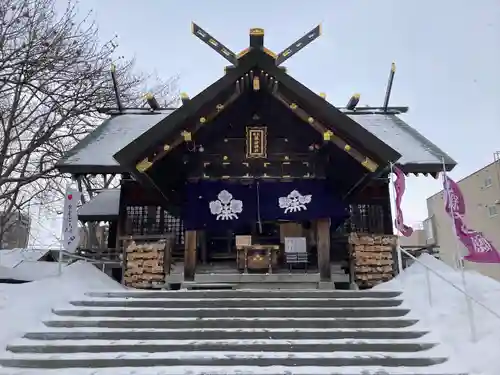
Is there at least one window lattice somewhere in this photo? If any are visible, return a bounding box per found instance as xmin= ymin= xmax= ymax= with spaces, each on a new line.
xmin=125 ymin=206 xmax=184 ymax=244
xmin=336 ymin=204 xmax=386 ymax=234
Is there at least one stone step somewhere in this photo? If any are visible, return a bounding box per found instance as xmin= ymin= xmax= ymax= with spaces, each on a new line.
xmin=0 ymin=368 xmax=470 ymax=375
xmin=24 ymin=329 xmax=430 ymax=341
xmin=7 ymin=340 xmax=436 ymax=354
xmin=71 ymin=297 xmax=403 ymax=308
xmin=43 ymin=317 xmax=419 ymax=329
xmin=0 ymin=353 xmax=449 ymax=369
xmin=86 ymin=290 xmax=401 ymax=299
xmin=52 ymin=307 xmax=410 ymax=318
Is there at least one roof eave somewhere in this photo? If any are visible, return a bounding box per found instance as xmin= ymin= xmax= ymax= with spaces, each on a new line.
xmin=398 ymin=160 xmax=457 ymax=176
xmin=56 ymin=163 xmax=126 ymax=175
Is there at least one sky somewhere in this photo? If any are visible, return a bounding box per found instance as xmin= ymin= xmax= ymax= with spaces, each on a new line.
xmin=35 ymin=0 xmax=500 ymax=245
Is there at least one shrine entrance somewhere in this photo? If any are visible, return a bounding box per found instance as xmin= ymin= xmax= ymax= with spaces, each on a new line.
xmin=184 ymin=179 xmax=347 ymax=277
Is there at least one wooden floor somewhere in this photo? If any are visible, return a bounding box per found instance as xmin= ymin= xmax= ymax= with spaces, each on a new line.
xmin=165 ymin=261 xmax=349 ymax=285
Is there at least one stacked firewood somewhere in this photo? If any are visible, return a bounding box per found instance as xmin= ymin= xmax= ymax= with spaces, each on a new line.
xmin=124 ymin=241 xmax=168 ymax=289
xmin=348 ymin=233 xmax=397 ymax=289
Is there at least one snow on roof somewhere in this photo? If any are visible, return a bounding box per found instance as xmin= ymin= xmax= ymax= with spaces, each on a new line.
xmin=57 ymin=110 xmax=174 ymax=170
xmin=78 ymin=189 xmax=120 ymax=221
xmin=58 ymin=107 xmax=453 ymax=173
xmin=347 ymin=113 xmax=454 ymax=166
xmin=0 ymin=248 xmax=50 ymax=268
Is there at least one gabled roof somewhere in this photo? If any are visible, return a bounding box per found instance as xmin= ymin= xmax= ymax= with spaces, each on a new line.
xmin=78 ymin=189 xmax=121 ymax=222
xmin=56 ymin=51 xmax=456 ymax=177
xmin=113 ymin=50 xmax=402 ymax=170
xmin=56 ymin=110 xmax=175 ymax=174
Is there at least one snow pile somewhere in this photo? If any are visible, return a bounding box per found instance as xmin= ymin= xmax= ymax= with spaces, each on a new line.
xmin=376 ymin=253 xmax=500 ymax=375
xmin=0 ymin=261 xmax=123 ymax=349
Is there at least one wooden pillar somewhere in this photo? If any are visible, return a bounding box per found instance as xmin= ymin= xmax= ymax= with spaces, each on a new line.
xmin=184 ymin=230 xmax=197 ymax=281
xmin=107 ymin=221 xmax=117 ymax=249
xmin=317 ymin=218 xmax=331 ymax=282
xmin=199 ymin=230 xmax=208 ymax=264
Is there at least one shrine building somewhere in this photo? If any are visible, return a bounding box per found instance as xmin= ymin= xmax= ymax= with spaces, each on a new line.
xmin=56 ymin=25 xmax=456 ymax=289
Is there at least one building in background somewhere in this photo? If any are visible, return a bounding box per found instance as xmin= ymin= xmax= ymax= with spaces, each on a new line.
xmin=426 ymin=154 xmax=500 ymax=281
xmin=0 ymin=211 xmax=31 ymax=249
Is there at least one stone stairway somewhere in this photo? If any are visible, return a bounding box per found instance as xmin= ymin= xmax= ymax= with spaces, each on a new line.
xmin=0 ymin=290 xmax=466 ymax=374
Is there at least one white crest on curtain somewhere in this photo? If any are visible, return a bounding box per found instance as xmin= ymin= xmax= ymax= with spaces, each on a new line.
xmin=209 ymin=190 xmax=243 ymax=220
xmin=278 ymin=190 xmax=312 ymax=213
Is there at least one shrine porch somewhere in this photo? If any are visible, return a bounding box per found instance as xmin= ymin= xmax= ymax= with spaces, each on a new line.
xmin=164 ymin=261 xmax=349 ymax=290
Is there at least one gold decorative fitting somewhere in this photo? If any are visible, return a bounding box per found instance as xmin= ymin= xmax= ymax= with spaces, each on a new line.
xmin=144 ymin=92 xmax=153 ymax=100
xmin=353 ymin=93 xmax=361 ymax=99
xmin=199 ymin=117 xmax=207 ymax=123
xmin=361 ymin=158 xmax=379 ymax=172
xmin=323 ymin=130 xmax=333 ymax=141
xmin=263 ymin=47 xmax=277 ymax=59
xmin=391 ymin=62 xmax=396 ymax=72
xmin=250 ymin=28 xmax=264 ymax=36
xmin=136 ymin=158 xmax=152 ymax=173
xmin=308 ymin=117 xmax=315 ymax=124
xmin=344 ymin=144 xmax=351 ymax=151
xmin=284 ymin=156 xmax=289 ymax=160
xmin=237 ymin=48 xmax=250 ymax=58
xmin=290 ymin=103 xmax=298 ymax=110
xmin=180 ymin=92 xmax=189 ymax=99
xmin=223 ymin=155 xmax=228 ymax=161
xmin=216 ymin=104 xmax=224 ymax=111
xmin=253 ymin=77 xmax=260 ymax=91
xmin=181 ymin=131 xmax=192 ymax=141
xmin=264 ymin=162 xmax=270 ymax=167
xmin=163 ymin=144 xmax=170 ymax=151
xmin=110 ymin=64 xmax=116 ymax=73
xmin=319 ymin=92 xmax=327 ymax=99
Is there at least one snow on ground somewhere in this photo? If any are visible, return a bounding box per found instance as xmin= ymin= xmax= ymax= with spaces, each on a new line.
xmin=375 ymin=253 xmax=500 ymax=375
xmin=0 ymin=261 xmax=123 ymax=349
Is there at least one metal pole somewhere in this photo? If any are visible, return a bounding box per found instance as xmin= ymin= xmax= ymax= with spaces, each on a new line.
xmin=389 ymin=163 xmax=404 ymax=275
xmin=441 ymin=157 xmax=476 ymax=341
xmin=58 ymin=243 xmax=63 ymax=276
xmin=425 ymin=267 xmax=433 ymax=306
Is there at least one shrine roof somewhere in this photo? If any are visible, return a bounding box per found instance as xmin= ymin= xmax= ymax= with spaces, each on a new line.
xmin=346 ymin=112 xmax=456 ymax=174
xmin=55 ymin=105 xmax=455 ymax=176
xmin=78 ymin=189 xmax=121 ymax=222
xmin=56 ymin=109 xmax=175 ymax=174
xmin=113 ymin=51 xmax=402 ymax=173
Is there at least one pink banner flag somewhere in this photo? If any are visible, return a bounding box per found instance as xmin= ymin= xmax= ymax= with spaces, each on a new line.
xmin=393 ymin=166 xmax=413 ymax=237
xmin=443 ymin=175 xmax=466 ymax=216
xmin=443 ymin=174 xmax=500 ymax=263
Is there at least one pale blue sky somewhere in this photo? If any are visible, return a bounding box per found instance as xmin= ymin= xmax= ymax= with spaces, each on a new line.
xmin=74 ymin=0 xmax=500 ymax=224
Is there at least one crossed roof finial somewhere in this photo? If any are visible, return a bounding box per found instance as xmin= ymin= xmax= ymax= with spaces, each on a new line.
xmin=191 ymin=22 xmax=321 ymax=67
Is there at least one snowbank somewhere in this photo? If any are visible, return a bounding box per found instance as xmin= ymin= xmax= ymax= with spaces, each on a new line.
xmin=0 ymin=261 xmax=123 ymax=349
xmin=376 ymin=253 xmax=500 ymax=375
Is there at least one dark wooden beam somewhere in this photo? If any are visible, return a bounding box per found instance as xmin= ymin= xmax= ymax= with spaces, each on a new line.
xmin=137 ymin=90 xmax=242 ymax=173
xmin=184 ymin=230 xmax=197 ymax=281
xmin=191 ymin=23 xmax=238 ymax=65
xmin=317 ymin=218 xmax=331 ymax=282
xmin=276 ymin=25 xmax=321 ymax=66
xmin=272 ymin=90 xmax=380 ymax=173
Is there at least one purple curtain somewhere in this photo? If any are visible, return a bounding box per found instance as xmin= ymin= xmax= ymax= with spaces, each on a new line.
xmin=182 ymin=180 xmax=349 ymax=231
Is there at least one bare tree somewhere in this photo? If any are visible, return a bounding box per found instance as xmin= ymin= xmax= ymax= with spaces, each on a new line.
xmin=0 ymin=0 xmax=179 ymax=246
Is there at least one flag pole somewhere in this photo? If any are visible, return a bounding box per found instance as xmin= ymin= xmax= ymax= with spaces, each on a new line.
xmin=441 ymin=158 xmax=476 ymax=341
xmin=389 ymin=162 xmax=404 ymax=274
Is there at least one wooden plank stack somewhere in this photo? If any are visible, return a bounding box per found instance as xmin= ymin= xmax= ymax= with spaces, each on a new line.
xmin=348 ymin=233 xmax=397 ymax=289
xmin=124 ymin=240 xmax=168 ymax=289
